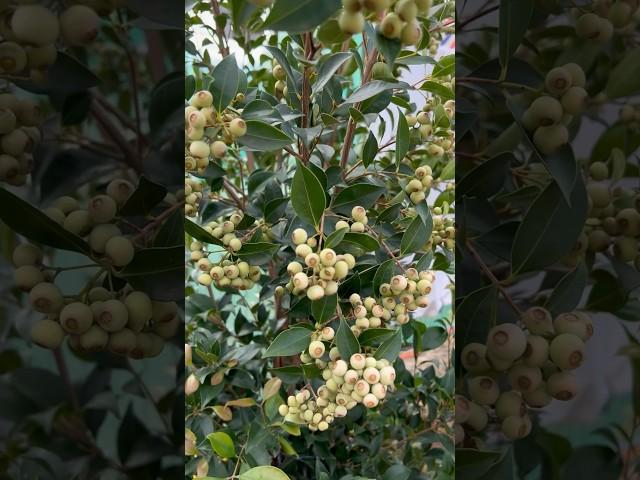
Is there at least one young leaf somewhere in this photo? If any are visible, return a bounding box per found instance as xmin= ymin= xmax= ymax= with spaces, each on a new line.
xmin=207 ymin=432 xmax=236 ymax=459
xmin=263 ymin=327 xmax=313 ymax=358
xmin=239 ymin=466 xmax=291 ymax=480
xmin=291 ymin=160 xmax=326 ymax=227
xmin=336 ymin=318 xmax=360 ymax=359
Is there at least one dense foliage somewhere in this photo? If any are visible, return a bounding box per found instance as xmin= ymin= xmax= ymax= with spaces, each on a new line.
xmin=184 ymin=0 xmax=456 ymax=479
xmin=457 ymin=0 xmax=640 ymax=478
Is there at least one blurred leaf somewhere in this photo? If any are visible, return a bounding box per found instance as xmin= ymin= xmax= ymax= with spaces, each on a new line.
xmin=498 ymin=0 xmax=534 ymax=69
xmin=119 ymin=176 xmax=167 ymax=216
xmin=261 ymin=0 xmax=341 ymax=34
xmin=239 ymin=465 xmax=291 ymax=480
xmin=545 ymin=263 xmax=587 ymax=316
xmin=606 ymin=48 xmax=640 ymax=98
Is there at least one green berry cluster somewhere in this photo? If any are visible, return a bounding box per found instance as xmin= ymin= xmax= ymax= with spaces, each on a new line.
xmin=184 ymin=177 xmax=205 ymax=217
xmin=14 ymin=242 xmax=179 ymax=357
xmin=333 ymin=205 xmax=371 ymax=233
xmin=522 ymin=63 xmax=587 ymax=154
xmin=338 ymin=0 xmax=431 ymax=45
xmin=456 ymin=307 xmax=593 ymax=445
xmin=574 ymin=1 xmax=640 ymax=42
xmin=405 ymin=165 xmax=435 ymax=203
xmin=285 ymin=228 xmax=356 ymax=301
xmin=619 ymin=102 xmax=640 ymax=124
xmin=185 ymin=90 xmax=247 ymax=176
xmin=278 ymin=352 xmax=396 ymax=431
xmin=42 ymin=179 xmax=138 ymax=268
xmin=373 ymin=269 xmax=434 ymax=322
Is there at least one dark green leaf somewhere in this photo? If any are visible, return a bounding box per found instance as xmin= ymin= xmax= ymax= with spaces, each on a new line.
xmin=185 ymin=218 xmax=224 ymax=247
xmin=261 ymin=0 xmax=342 ymax=34
xmin=545 ymin=263 xmax=587 ymax=316
xmin=373 ymin=328 xmax=402 ymax=361
xmin=338 ymin=232 xmax=380 ymax=252
xmin=236 ymin=243 xmax=279 ymax=265
xmin=357 ymin=328 xmax=395 ymax=346
xmin=336 ymin=318 xmax=360 ymax=359
xmin=291 ymin=160 xmax=326 ymax=227
xmin=342 ymin=80 xmax=411 ymax=104
xmin=401 ymin=216 xmax=428 ymax=255
xmin=313 ymin=52 xmax=352 ymax=95
xmin=238 ymin=120 xmax=293 ymax=151
xmin=395 ymin=112 xmax=410 ymax=168
xmin=324 ymin=227 xmax=349 ymax=249
xmin=209 ymin=55 xmax=246 ymax=111
xmin=606 ymin=48 xmax=640 ymax=98
xmin=362 ymin=131 xmax=378 ymax=168
xmin=263 ymin=327 xmax=313 ymax=358
xmin=119 ymin=177 xmax=167 ymax=216
xmin=311 ymin=294 xmax=337 ymax=322
xmin=498 ymin=0 xmax=534 ymax=68
xmin=332 ymin=183 xmax=386 ymax=215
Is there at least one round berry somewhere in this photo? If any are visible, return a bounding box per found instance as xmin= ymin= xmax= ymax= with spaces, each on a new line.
xmin=523 ymin=385 xmax=552 ymax=408
xmin=13 ymin=243 xmax=42 ymax=267
xmin=95 ymin=299 xmax=128 ymax=332
xmin=89 ymin=224 xmax=121 ymax=253
xmin=465 ymin=402 xmax=488 ymax=432
xmin=461 ymin=342 xmax=490 ymax=373
xmin=309 ymin=340 xmax=326 ymax=359
xmin=106 ymin=179 xmax=135 ymax=206
xmin=60 ymin=5 xmax=100 ymax=46
xmin=64 ymin=210 xmax=92 ymax=236
xmin=31 ymin=319 xmax=65 ymax=349
xmin=486 ymin=323 xmax=527 ymax=361
xmin=124 ymin=291 xmax=152 ymax=332
xmin=79 ymin=324 xmax=109 ymax=351
xmin=60 ymin=301 xmax=93 ymax=334
xmin=546 ymin=371 xmax=577 ymax=400
xmin=545 ymin=67 xmax=572 ymax=96
xmin=108 ymin=328 xmax=137 ymax=355
xmin=549 ymin=333 xmax=585 ymax=370
xmin=508 ymin=364 xmax=543 ymax=393
xmin=105 ymin=236 xmax=135 ymax=267
xmin=11 ymin=6 xmax=59 ymax=46
xmin=338 ymin=10 xmax=365 ymax=34
xmin=306 ymin=285 xmax=325 ymax=301
xmin=495 ymin=391 xmax=526 ymax=419
xmin=501 ymin=415 xmax=528 ymax=440
xmin=468 ymin=376 xmax=499 ymax=405
xmin=29 ymin=282 xmax=63 ymax=313
xmin=229 ymin=118 xmax=247 ymax=137
xmin=522 ymin=335 xmax=549 ymax=368
xmin=14 ymin=265 xmax=44 ymax=290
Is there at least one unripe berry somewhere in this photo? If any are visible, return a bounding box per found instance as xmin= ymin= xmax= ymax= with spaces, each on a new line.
xmin=95 ymin=299 xmax=128 ymax=332
xmin=229 ymin=118 xmax=247 ymax=137
xmin=486 ymin=323 xmax=527 ymax=361
xmin=363 ymin=367 xmax=380 ymax=384
xmin=60 ymin=5 xmax=100 ymax=46
xmin=553 ymin=312 xmax=592 ymax=341
xmin=319 ymin=248 xmax=337 ymax=266
xmin=309 ymin=340 xmax=325 ymax=359
xmin=380 ymin=12 xmax=403 ymax=39
xmin=305 ymin=284 xmax=324 ymax=301
xmin=344 ymin=369 xmax=358 ymax=385
xmin=561 ymin=87 xmax=587 ymax=114
xmin=587 ymin=183 xmax=610 ymax=208
xmin=508 ymin=364 xmax=543 ymax=393
xmin=305 ymin=253 xmax=320 ymax=268
xmin=79 ymin=325 xmax=109 ymax=351
xmin=287 ymin=261 xmax=303 ymax=276
xmin=589 ymin=161 xmax=609 ymax=181
xmin=576 ymin=13 xmax=602 ymax=39
xmin=379 ymin=365 xmax=396 ymax=385
xmin=295 ymin=243 xmax=312 ymax=258
xmin=495 ymin=391 xmax=526 ymax=419
xmin=338 ymin=10 xmax=365 ymax=34
xmin=185 ymin=374 xmax=200 ymax=395
xmin=14 ymin=265 xmax=44 ymax=290
xmin=545 ymin=67 xmax=572 ymax=96
xmin=501 ymin=415 xmax=528 ymax=440
xmin=455 ymin=395 xmax=471 ymax=423
xmin=546 ymin=371 xmax=577 ymax=400
xmin=333 ymin=260 xmax=349 ymax=279
xmin=400 ymin=21 xmax=422 ymax=45
xmin=63 ymin=210 xmax=91 ymax=236
xmin=362 ymin=393 xmax=379 ymax=408
xmin=60 ymin=301 xmax=93 ymax=334
xmin=351 ymin=206 xmax=367 ymax=222
xmin=468 ymin=376 xmax=499 ymax=405
xmin=190 ymin=90 xmax=213 ymax=108
xmin=108 ymin=328 xmax=137 ymax=355
xmin=533 ymin=124 xmax=569 ymax=155
xmin=335 ymin=220 xmax=350 ymax=231
xmin=549 ymin=333 xmax=585 ymax=370
xmin=12 ymin=243 xmax=42 ymax=266
xmin=105 ymin=236 xmax=135 ymax=267
xmin=321 ymin=326 xmax=335 ymax=341
xmin=350 ymin=221 xmax=365 ymax=233
xmin=88 ymin=195 xmax=117 ymax=223
xmin=89 ymin=224 xmax=121 ymax=253
xmin=30 ymin=282 xmax=63 ymax=313
xmin=523 ymin=385 xmax=552 ymax=408
xmin=522 ymin=335 xmax=549 ymax=368
xmin=526 ymin=96 xmax=563 ymax=128
xmin=332 ymin=359 xmax=348 ymax=377
xmin=563 ymin=63 xmax=585 ymax=87
xmin=349 ymin=354 xmax=366 ymax=372
xmin=608 ymin=1 xmax=632 ymax=28
xmin=45 ymin=208 xmax=65 ymax=225
xmin=465 ymin=402 xmax=488 ymax=432
xmin=211 ymin=141 xmax=227 ymax=158
xmin=31 ymin=319 xmax=64 ymax=349
xmin=334 ymin=405 xmax=348 ymax=417
xmin=521 ymin=306 xmax=554 ymax=335
xmin=616 ymin=208 xmax=640 ymax=236
xmin=363 ymin=0 xmax=390 ymax=12
xmin=11 ymin=6 xmax=59 ymax=46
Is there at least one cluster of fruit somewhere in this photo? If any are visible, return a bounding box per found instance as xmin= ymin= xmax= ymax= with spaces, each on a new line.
xmin=271 ymin=61 xmax=289 ymax=98
xmin=284 ymin=228 xmax=355 ymax=301
xmin=185 ymin=90 xmax=247 ymax=175
xmin=338 ymin=0 xmax=430 ymax=45
xmin=334 ymin=205 xmax=371 ymax=234
xmin=14 ymin=243 xmax=179 ymax=357
xmin=405 ymin=165 xmax=434 ymax=203
xmin=580 ymin=182 xmax=640 ymax=267
xmin=429 ymin=207 xmax=455 ymax=250
xmin=184 ymin=177 xmax=205 ymax=217
xmin=376 ymin=269 xmax=433 ymax=321
xmin=278 ymin=352 xmax=396 ymax=431
xmin=0 ymin=3 xmax=99 ymax=82
xmin=574 ymin=1 xmax=639 ymax=41
xmin=522 ymin=63 xmax=587 ymax=154
xmin=346 ymin=294 xmax=389 ymax=334
xmin=42 ymin=180 xmax=137 ymax=267
xmin=455 ymin=307 xmax=593 ymax=444
xmin=0 ymin=93 xmax=40 ymax=186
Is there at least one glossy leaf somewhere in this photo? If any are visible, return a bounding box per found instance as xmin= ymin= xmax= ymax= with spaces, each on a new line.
xmin=291 ymin=160 xmax=326 ymax=227
xmin=263 ymin=328 xmax=313 ymax=358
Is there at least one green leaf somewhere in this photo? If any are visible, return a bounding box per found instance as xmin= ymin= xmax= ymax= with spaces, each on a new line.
xmin=431 ymin=54 xmax=454 ymax=78
xmin=357 ymin=328 xmax=395 ymax=346
xmin=238 ymin=120 xmax=293 ymax=151
xmin=440 ymin=159 xmax=455 ymax=181
xmin=423 ymin=326 xmax=448 ymax=349
xmin=239 ymin=466 xmax=291 ymax=480
xmin=209 ymin=55 xmax=246 ymax=111
xmin=375 ymin=30 xmax=402 ymax=66
xmin=373 ymin=259 xmax=399 ymax=295
xmin=291 ymin=160 xmax=326 ymax=227
xmin=332 ymin=183 xmax=386 ymax=215
xmin=420 ymin=81 xmax=454 ymax=100
xmin=207 ymin=432 xmax=236 ymax=459
xmin=185 ymin=218 xmax=224 ymax=247
xmin=236 ymin=243 xmax=279 ymax=265
xmin=395 ymin=112 xmax=410 ymax=168
xmin=261 ymin=0 xmax=341 ymax=34
xmin=263 ymin=327 xmax=313 ymax=358
xmin=544 ymin=263 xmax=587 ymax=316
xmin=382 ymin=464 xmax=411 ymax=480
xmin=457 ymin=153 xmax=512 ymax=199
xmin=118 ymin=177 xmax=167 ymax=216
xmin=401 ymin=216 xmax=428 ymax=255
xmin=324 ymin=227 xmax=349 ymax=249
xmin=338 ymin=232 xmax=380 ymax=252
xmin=311 ymin=294 xmax=337 ymax=322
xmin=362 ymin=131 xmax=378 ymax=168
xmin=120 ymin=246 xmax=183 ymax=275
xmin=336 ymin=318 xmax=360 ymax=359
xmin=374 ymin=328 xmax=402 ymax=361
xmin=342 ymin=80 xmax=411 ymax=104
xmin=264 ymin=46 xmax=299 ymax=95
xmin=606 ymin=48 xmax=640 ymax=98
xmin=498 ymin=0 xmax=534 ymax=69
xmin=511 ymin=175 xmax=588 ymax=274
xmin=0 ymin=187 xmax=90 ymax=254
xmin=313 ymin=52 xmax=352 ymax=95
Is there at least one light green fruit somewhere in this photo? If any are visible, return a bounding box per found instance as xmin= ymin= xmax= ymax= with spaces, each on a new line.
xmin=11 ymin=5 xmax=60 ymax=46
xmin=60 ymin=5 xmax=100 ymax=46
xmin=400 ymin=21 xmax=422 ymax=45
xmin=501 ymin=415 xmax=528 ymax=440
xmin=589 ymin=161 xmax=609 ymax=181
xmin=88 ymin=287 xmax=111 ymax=303
xmin=487 ymin=350 xmax=513 ymax=371
xmin=508 ymin=364 xmax=543 ymax=393
xmin=151 ymin=301 xmax=178 ymax=324
xmin=0 ymin=108 xmax=16 ymax=134
xmin=106 ymin=179 xmax=135 ymax=205
xmin=546 ymin=371 xmax=577 ymax=400
xmin=553 ymin=312 xmax=591 ymax=341
xmin=561 ymin=87 xmax=587 ymax=114
xmin=105 ymin=236 xmax=135 ymax=267
xmin=14 ymin=265 xmax=44 ymax=290
xmin=0 ymin=154 xmax=19 ymax=181
xmin=545 ymin=67 xmax=572 ymax=96
xmin=616 ymin=208 xmax=640 ymax=236
xmin=533 ymin=124 xmax=569 ymax=155
xmin=124 ymin=291 xmax=152 ymax=332
xmin=486 ymin=323 xmax=527 ymax=361
xmin=613 ymin=236 xmax=638 ymax=262
xmin=107 ymin=328 xmax=137 ymax=355
xmin=31 ymin=319 xmax=65 ymax=349
xmin=307 ymin=284 xmax=325 ymax=301
xmin=587 ymin=183 xmax=611 ymax=208
xmin=549 ymin=333 xmax=585 ymax=370
xmin=362 ymin=0 xmax=390 ymax=12
xmin=575 ymin=13 xmax=602 ymax=39
xmin=79 ymin=324 xmax=109 ymax=351
xmin=292 ymin=228 xmax=308 ymax=245
xmin=95 ymin=299 xmax=128 ymax=332
xmin=415 ymin=0 xmax=432 ymax=13
xmin=2 ymin=129 xmax=29 ymax=156
xmin=60 ymin=301 xmax=93 ymax=334
xmin=395 ymin=0 xmax=417 ymax=21
xmin=88 ymin=194 xmax=118 ymax=224
xmin=455 ymin=395 xmax=471 ymax=423
xmin=523 ymin=384 xmax=552 ymax=408
xmin=468 ymin=376 xmax=499 ymax=405
xmin=210 ymin=141 xmax=227 ymax=158
xmin=527 ymin=96 xmax=563 ymax=127
xmin=608 ymin=1 xmax=632 ymax=28
xmin=562 ymin=62 xmax=586 ymax=87
xmin=13 ymin=243 xmax=42 ymax=266
xmin=495 ymin=391 xmax=526 ymax=419
xmin=588 ymin=229 xmax=610 ymax=252
xmin=63 ymin=209 xmax=92 ymax=236
xmin=379 ymin=12 xmax=403 ymax=39
xmin=309 ymin=340 xmax=326 ymax=359
xmin=596 ymin=18 xmax=614 ymax=41
xmin=461 ymin=342 xmax=491 ymax=373
xmin=522 ymin=335 xmax=549 ymax=368
xmin=89 ymin=224 xmax=121 ymax=253
xmin=29 ymin=282 xmax=64 ymax=313
xmin=190 ymin=90 xmax=213 ymax=108
xmin=464 ymin=401 xmax=488 ymax=432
